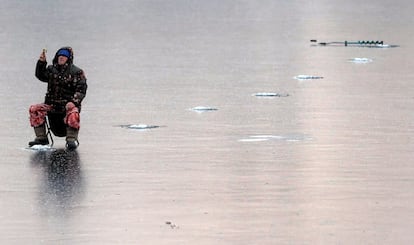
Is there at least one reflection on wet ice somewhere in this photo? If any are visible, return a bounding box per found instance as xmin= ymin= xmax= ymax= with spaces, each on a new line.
xmin=30 ymin=150 xmax=84 ymax=216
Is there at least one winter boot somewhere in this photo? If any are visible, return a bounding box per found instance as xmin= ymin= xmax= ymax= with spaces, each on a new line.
xmin=28 ymin=124 xmax=49 ymax=146
xmin=66 ymin=127 xmax=79 ymax=150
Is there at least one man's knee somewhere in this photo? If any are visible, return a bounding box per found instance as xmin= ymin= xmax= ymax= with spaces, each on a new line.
xmin=29 ymin=104 xmax=52 ymax=127
xmin=65 ymin=102 xmax=80 ymax=129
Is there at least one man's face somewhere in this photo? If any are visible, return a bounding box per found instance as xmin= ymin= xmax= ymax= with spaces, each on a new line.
xmin=58 ymin=55 xmax=68 ymax=65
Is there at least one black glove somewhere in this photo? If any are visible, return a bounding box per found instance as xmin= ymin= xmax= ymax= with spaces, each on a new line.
xmin=72 ymin=92 xmax=83 ymax=106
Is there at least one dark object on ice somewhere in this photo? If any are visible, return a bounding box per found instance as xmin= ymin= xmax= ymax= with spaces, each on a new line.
xmin=310 ymin=39 xmax=399 ymax=48
xmin=165 ymin=221 xmax=179 ymax=229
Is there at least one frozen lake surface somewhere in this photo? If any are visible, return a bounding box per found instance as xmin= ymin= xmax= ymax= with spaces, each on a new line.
xmin=1 ymin=0 xmax=414 ymax=244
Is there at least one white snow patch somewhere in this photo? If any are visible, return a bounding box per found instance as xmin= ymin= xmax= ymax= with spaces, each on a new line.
xmin=121 ymin=124 xmax=159 ymax=130
xmin=239 ymin=134 xmax=312 ymax=142
xmin=294 ymin=75 xmax=324 ymax=80
xmin=253 ymin=92 xmax=289 ymax=97
xmin=349 ymin=57 xmax=373 ymax=63
xmin=190 ymin=106 xmax=218 ymax=112
xmin=25 ymin=145 xmax=55 ymax=151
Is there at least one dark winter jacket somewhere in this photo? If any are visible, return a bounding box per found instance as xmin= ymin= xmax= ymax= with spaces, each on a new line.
xmin=35 ymin=47 xmax=87 ymax=113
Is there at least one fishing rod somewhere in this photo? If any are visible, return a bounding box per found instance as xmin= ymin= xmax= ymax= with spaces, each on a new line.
xmin=310 ymin=39 xmax=398 ymax=48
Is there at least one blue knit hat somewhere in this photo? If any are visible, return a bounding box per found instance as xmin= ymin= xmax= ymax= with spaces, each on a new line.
xmin=57 ymin=49 xmax=70 ymax=58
